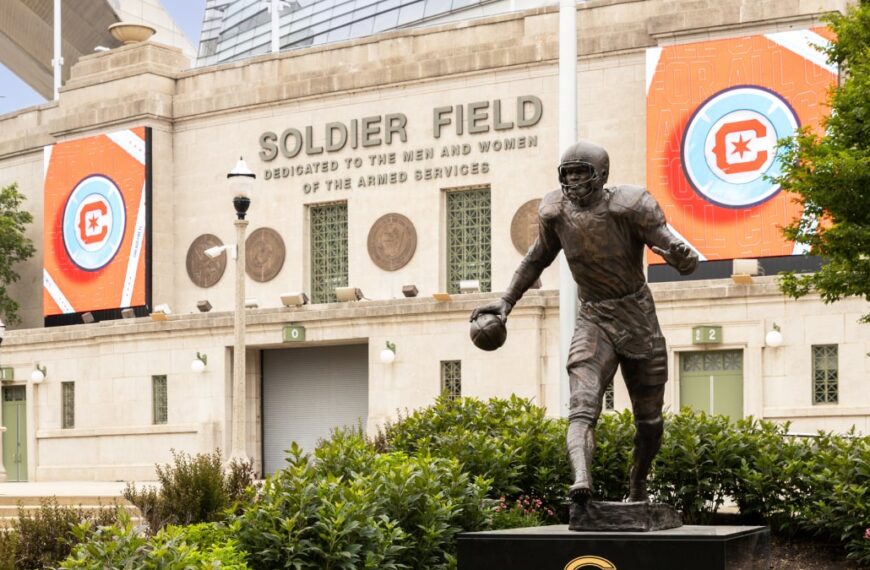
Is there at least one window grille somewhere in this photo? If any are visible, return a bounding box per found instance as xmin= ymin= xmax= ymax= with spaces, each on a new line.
xmin=681 ymin=351 xmax=743 ymax=372
xmin=61 ymin=382 xmax=75 ymax=429
xmin=446 ymin=188 xmax=491 ymax=294
xmin=812 ymin=345 xmax=838 ymax=404
xmin=310 ymin=202 xmax=349 ymax=304
xmin=153 ymin=375 xmax=168 ymax=425
xmin=440 ymin=360 xmax=462 ymax=401
xmin=603 ymin=382 xmax=614 ymax=411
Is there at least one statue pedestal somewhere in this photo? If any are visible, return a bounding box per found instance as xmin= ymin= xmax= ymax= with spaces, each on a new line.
xmin=569 ymin=500 xmax=681 ymax=531
xmin=457 ymin=525 xmax=770 ymax=570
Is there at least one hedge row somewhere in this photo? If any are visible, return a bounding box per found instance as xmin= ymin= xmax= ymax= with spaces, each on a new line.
xmin=57 ymin=396 xmax=870 ymax=567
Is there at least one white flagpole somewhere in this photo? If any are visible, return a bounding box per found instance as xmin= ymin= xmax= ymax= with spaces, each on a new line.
xmin=558 ymin=0 xmax=578 ymax=417
xmin=53 ymin=0 xmax=63 ymax=99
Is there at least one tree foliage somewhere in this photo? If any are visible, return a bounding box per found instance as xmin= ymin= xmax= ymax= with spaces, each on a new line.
xmin=0 ymin=183 xmax=35 ymax=324
xmin=773 ymin=2 xmax=870 ymax=321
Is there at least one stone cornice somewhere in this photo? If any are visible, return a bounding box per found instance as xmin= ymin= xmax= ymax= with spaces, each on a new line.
xmin=4 ymin=276 xmax=838 ymax=349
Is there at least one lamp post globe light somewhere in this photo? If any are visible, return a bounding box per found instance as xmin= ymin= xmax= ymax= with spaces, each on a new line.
xmin=228 ymin=157 xmax=255 ymax=465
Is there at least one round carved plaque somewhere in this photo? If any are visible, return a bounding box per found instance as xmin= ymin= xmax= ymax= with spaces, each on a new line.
xmin=510 ymin=199 xmax=542 ymax=254
xmin=186 ymin=234 xmax=227 ymax=288
xmin=246 ymin=227 xmax=286 ymax=282
xmin=367 ymin=213 xmax=417 ymax=271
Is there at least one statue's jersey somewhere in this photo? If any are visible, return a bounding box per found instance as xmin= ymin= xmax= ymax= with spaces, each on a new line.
xmin=528 ymin=185 xmax=675 ymax=302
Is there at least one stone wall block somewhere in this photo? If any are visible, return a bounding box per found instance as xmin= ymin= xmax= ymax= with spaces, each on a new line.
xmin=445 ymin=53 xmax=476 ymax=75
xmin=419 ymin=58 xmax=446 ymax=78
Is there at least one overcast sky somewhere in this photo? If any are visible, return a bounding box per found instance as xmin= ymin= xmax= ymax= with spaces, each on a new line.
xmin=0 ymin=0 xmax=207 ymax=116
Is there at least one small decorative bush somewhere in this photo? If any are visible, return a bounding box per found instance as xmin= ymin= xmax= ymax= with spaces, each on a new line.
xmin=492 ymin=495 xmax=557 ymax=529
xmin=649 ymin=410 xmax=745 ymax=524
xmin=61 ymin=513 xmax=249 ymax=569
xmin=124 ymin=448 xmax=255 ymax=531
xmin=0 ymin=498 xmax=120 ymax=570
xmin=234 ymin=430 xmax=490 ymax=570
xmin=591 ymin=410 xmax=636 ymax=501
xmin=381 ymin=395 xmax=571 ymax=517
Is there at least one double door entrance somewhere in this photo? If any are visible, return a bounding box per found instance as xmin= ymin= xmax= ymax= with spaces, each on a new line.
xmin=2 ymin=386 xmax=27 ymax=481
xmin=679 ymin=350 xmax=744 ymax=420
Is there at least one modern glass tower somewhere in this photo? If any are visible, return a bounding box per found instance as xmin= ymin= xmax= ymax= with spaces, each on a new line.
xmin=197 ymin=0 xmax=553 ymax=67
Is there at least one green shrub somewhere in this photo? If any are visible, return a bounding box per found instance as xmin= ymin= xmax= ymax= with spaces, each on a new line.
xmin=10 ymin=498 xmax=119 ymax=570
xmin=124 ymin=448 xmax=255 ymax=531
xmin=592 ymin=410 xmax=636 ymax=501
xmin=236 ymin=431 xmax=491 ymax=570
xmin=0 ymin=528 xmax=18 ymax=570
xmin=61 ymin=512 xmax=249 ymax=569
xmin=649 ymin=409 xmax=746 ymax=524
xmin=728 ymin=418 xmax=812 ymax=530
xmin=791 ymin=431 xmax=870 ymax=564
xmin=382 ymin=395 xmax=571 ymax=517
xmin=234 ymin=442 xmax=406 ymax=570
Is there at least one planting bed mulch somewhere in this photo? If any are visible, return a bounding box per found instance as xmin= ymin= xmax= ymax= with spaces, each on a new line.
xmin=770 ymin=535 xmax=861 ymax=569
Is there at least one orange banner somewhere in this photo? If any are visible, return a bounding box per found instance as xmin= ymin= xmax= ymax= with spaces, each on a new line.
xmin=43 ymin=127 xmax=150 ymax=316
xmin=646 ymin=28 xmax=836 ymax=263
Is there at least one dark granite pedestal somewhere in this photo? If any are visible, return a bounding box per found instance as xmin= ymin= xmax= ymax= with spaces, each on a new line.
xmin=457 ymin=525 xmax=770 ymax=570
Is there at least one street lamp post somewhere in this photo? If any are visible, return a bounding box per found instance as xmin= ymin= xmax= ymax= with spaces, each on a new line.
xmin=227 ymin=158 xmax=255 ymax=465
xmin=0 ymin=318 xmax=6 ymax=481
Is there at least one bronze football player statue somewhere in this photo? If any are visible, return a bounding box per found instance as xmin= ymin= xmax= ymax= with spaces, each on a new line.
xmin=471 ymin=140 xmax=698 ymax=507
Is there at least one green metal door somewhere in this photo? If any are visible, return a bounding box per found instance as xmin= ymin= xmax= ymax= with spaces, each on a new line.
xmin=2 ymin=386 xmax=27 ymax=481
xmin=679 ymin=350 xmax=743 ymax=419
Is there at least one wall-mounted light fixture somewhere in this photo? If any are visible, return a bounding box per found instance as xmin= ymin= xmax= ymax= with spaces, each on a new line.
xmin=121 ymin=308 xmax=136 ymax=319
xmin=459 ymin=279 xmax=481 ymax=294
xmin=82 ymin=311 xmax=95 ymax=324
xmin=280 ymin=292 xmax=309 ymax=307
xmin=151 ymin=304 xmax=172 ymax=321
xmin=402 ymin=285 xmax=418 ymax=298
xmin=204 ymin=244 xmax=237 ymax=260
xmin=197 ymin=300 xmax=213 ymax=313
xmin=30 ymin=363 xmax=46 ymax=384
xmin=432 ymin=292 xmax=452 ymax=302
xmin=335 ymin=287 xmax=363 ymax=302
xmin=765 ymin=323 xmax=783 ymax=347
xmin=379 ymin=341 xmax=396 ymax=364
xmin=244 ymin=298 xmax=259 ymax=309
xmin=191 ymin=352 xmax=208 ymax=373
xmin=732 ymin=258 xmax=761 ymax=285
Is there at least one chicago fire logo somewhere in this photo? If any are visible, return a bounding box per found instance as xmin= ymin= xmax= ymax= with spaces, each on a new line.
xmin=681 ymin=85 xmax=800 ymax=208
xmin=62 ymin=175 xmax=126 ymax=271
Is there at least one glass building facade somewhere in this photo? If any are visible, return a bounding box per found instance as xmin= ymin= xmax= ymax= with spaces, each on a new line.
xmin=197 ymin=0 xmax=553 ymax=66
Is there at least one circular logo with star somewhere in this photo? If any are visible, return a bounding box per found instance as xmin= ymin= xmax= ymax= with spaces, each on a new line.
xmin=62 ymin=175 xmax=126 ymax=271
xmin=681 ymin=85 xmax=800 ymax=208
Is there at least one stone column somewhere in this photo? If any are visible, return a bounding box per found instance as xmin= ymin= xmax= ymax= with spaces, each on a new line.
xmin=229 ymin=219 xmax=248 ymax=464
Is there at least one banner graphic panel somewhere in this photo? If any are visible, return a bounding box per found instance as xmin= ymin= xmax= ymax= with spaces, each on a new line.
xmin=646 ymin=29 xmax=836 ymax=263
xmin=43 ymin=127 xmax=150 ymax=316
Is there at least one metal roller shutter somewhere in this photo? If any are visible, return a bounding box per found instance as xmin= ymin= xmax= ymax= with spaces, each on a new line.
xmin=262 ymin=344 xmax=369 ymax=474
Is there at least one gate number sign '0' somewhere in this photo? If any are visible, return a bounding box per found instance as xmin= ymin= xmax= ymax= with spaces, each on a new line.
xmin=692 ymin=325 xmax=723 ymax=345
xmin=282 ymin=325 xmax=306 ymax=343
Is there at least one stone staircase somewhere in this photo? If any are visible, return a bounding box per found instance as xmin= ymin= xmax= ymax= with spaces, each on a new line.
xmin=0 ymin=482 xmax=144 ymax=529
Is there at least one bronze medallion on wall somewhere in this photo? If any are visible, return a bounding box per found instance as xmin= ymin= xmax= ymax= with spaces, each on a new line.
xmin=510 ymin=199 xmax=542 ymax=254
xmin=246 ymin=227 xmax=286 ymax=282
xmin=186 ymin=234 xmax=227 ymax=288
xmin=367 ymin=213 xmax=417 ymax=271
